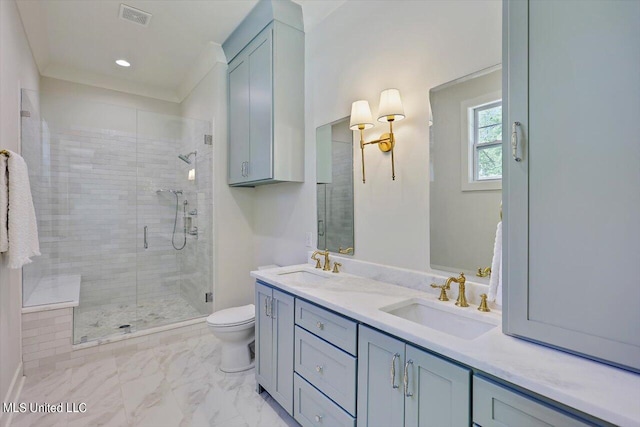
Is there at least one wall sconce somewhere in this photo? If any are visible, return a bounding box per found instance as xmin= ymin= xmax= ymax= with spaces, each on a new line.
xmin=349 ymin=88 xmax=405 ymax=183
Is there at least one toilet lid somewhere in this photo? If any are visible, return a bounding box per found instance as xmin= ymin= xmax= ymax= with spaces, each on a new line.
xmin=207 ymin=304 xmax=255 ymax=327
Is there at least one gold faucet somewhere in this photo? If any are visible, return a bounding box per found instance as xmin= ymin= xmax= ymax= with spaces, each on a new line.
xmin=476 ymin=267 xmax=492 ymax=278
xmin=431 ymin=273 xmax=468 ymax=307
xmin=450 ymin=273 xmax=468 ymax=307
xmin=311 ymin=249 xmax=331 ymax=271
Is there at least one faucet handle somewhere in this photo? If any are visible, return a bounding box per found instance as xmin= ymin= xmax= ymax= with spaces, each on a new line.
xmin=332 ymin=262 xmax=342 ymax=273
xmin=478 ymin=294 xmax=490 ymax=312
xmin=430 ymin=283 xmax=449 ymax=301
xmin=311 ymin=252 xmax=322 ymax=269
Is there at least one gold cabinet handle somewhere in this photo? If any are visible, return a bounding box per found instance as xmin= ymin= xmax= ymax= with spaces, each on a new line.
xmin=511 ymin=121 xmax=522 ymax=162
xmin=390 ymin=353 xmax=400 ymax=389
xmin=403 ymin=359 xmax=413 ymax=397
xmin=316 ymin=321 xmax=324 ymax=330
xmin=315 ymin=365 xmax=324 ymax=374
xmin=338 ymin=247 xmax=353 ymax=254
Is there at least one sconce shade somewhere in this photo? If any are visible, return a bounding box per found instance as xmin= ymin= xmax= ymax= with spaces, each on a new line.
xmin=349 ymin=100 xmax=375 ymax=130
xmin=377 ymin=88 xmax=405 ymax=122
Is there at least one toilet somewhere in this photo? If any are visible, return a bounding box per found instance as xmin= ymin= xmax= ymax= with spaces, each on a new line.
xmin=206 ymin=304 xmax=255 ymax=373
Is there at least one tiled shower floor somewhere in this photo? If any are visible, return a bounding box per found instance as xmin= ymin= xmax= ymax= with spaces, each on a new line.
xmin=11 ymin=333 xmax=297 ymax=427
xmin=74 ymin=295 xmax=204 ymax=343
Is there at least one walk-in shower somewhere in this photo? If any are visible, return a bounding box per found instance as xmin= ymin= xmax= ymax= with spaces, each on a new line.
xmin=21 ymin=89 xmax=214 ymax=344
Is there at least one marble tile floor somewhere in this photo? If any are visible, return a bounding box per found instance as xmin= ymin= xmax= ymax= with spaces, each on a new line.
xmin=11 ymin=333 xmax=298 ymax=427
xmin=74 ymin=295 xmax=204 ymax=344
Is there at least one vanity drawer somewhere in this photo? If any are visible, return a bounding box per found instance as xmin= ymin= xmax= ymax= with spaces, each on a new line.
xmin=295 ymin=326 xmax=356 ymax=415
xmin=294 ymin=373 xmax=355 ymax=427
xmin=295 ymin=299 xmax=357 ymax=355
xmin=473 ymin=376 xmax=592 ymax=427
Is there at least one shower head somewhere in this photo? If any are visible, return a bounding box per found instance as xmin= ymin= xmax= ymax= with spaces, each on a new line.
xmin=178 ymin=151 xmax=197 ymax=164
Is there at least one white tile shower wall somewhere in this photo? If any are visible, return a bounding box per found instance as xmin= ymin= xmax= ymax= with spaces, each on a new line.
xmin=33 ymin=124 xmax=140 ymax=309
xmin=21 ymin=308 xmax=208 ymax=376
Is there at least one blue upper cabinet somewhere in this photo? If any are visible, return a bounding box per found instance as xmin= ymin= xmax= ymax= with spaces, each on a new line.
xmin=503 ymin=0 xmax=640 ymax=372
xmin=224 ymin=0 xmax=304 ymax=187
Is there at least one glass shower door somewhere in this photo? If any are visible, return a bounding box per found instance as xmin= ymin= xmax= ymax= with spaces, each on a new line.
xmin=135 ymin=111 xmax=212 ymax=332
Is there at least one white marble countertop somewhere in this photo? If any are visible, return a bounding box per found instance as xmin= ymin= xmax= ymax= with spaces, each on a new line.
xmin=251 ymin=264 xmax=640 ymax=427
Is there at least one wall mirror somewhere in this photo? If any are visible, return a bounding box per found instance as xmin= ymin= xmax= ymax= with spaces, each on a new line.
xmin=316 ymin=117 xmax=355 ymax=254
xmin=429 ymin=66 xmax=502 ymax=278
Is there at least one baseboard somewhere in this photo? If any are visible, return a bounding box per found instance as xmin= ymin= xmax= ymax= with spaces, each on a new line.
xmin=0 ymin=362 xmax=25 ymax=427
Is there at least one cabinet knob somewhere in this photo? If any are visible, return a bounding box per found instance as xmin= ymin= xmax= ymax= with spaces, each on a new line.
xmin=316 ymin=321 xmax=324 ymax=330
xmin=315 ymin=365 xmax=324 ymax=373
xmin=315 ymin=415 xmax=323 ymax=423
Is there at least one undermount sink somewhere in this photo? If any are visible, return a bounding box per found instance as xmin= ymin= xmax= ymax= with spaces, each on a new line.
xmin=381 ymin=298 xmax=497 ymax=340
xmin=277 ymin=270 xmax=329 ymax=285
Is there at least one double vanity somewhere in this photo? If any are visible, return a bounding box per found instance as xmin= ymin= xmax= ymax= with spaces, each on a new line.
xmin=252 ymin=261 xmax=640 ymax=427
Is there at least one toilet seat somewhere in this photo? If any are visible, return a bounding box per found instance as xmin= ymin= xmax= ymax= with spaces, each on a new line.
xmin=207 ymin=304 xmax=255 ymax=327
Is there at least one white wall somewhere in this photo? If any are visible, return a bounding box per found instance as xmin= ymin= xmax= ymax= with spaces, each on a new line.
xmin=181 ymin=63 xmax=256 ymax=311
xmin=255 ymin=0 xmax=502 ymax=271
xmin=40 ymin=78 xmax=181 ymax=121
xmin=0 ymin=0 xmax=40 ymax=407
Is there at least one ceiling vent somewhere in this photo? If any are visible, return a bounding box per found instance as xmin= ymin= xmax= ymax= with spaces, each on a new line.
xmin=118 ymin=4 xmax=152 ymax=27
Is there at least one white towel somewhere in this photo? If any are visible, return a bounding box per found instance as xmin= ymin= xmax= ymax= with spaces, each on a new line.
xmin=488 ymin=221 xmax=502 ymax=305
xmin=0 ymin=155 xmax=8 ymax=252
xmin=0 ymin=150 xmax=40 ymax=268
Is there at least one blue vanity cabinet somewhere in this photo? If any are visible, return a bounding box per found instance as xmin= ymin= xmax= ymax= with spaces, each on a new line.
xmin=255 ymin=282 xmax=295 ymax=415
xmin=472 ymin=376 xmax=593 ymax=427
xmin=503 ymin=0 xmax=640 ymax=371
xmin=292 ymin=300 xmax=358 ymax=426
xmin=358 ymin=325 xmax=471 ymax=427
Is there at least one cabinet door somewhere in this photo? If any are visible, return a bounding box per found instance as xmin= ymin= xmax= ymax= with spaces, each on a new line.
xmin=473 ymin=376 xmax=591 ymax=427
xmin=228 ymin=56 xmax=250 ymax=185
xmin=504 ymin=0 xmax=640 ymax=371
xmin=357 ymin=326 xmax=405 ymax=427
xmin=255 ymin=282 xmax=273 ymax=391
xmin=271 ymin=289 xmax=295 ymax=415
xmin=405 ymin=345 xmax=471 ymax=427
xmin=247 ymin=28 xmax=273 ymax=182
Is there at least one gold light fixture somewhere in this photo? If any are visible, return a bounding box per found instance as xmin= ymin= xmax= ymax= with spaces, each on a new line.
xmin=349 ymin=88 xmax=405 ymax=183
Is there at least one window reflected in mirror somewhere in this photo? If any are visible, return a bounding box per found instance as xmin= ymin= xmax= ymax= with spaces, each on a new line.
xmin=429 ymin=66 xmax=502 ymax=277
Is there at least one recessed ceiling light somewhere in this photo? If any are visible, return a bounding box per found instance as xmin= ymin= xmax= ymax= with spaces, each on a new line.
xmin=115 ymin=59 xmax=131 ymax=67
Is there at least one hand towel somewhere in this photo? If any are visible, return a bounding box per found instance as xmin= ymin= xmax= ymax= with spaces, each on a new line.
xmin=0 ymin=155 xmax=7 ymax=252
xmin=488 ymin=221 xmax=502 ymax=305
xmin=2 ymin=150 xmax=40 ymax=268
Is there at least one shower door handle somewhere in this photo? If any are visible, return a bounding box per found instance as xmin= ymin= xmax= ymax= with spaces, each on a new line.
xmin=143 ymin=226 xmax=148 ymax=249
